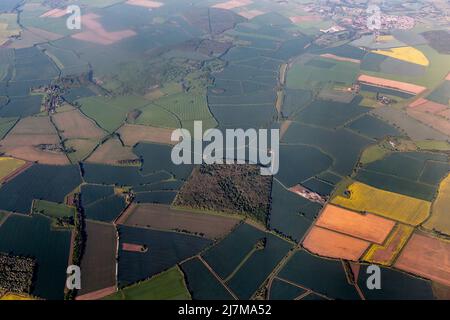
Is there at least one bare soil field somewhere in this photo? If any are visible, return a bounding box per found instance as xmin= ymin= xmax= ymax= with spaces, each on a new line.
xmin=0 ymin=117 xmax=69 ymax=164
xmin=86 ymin=137 xmax=138 ymax=165
xmin=76 ymin=286 xmax=117 ymax=300
xmin=212 ymin=0 xmax=253 ymax=10
xmin=316 ymin=204 xmax=395 ymax=244
xmin=238 ymin=10 xmax=265 ymax=19
xmin=72 ymin=13 xmax=136 ymax=45
xmin=53 ymin=109 xmax=106 ymax=140
xmin=40 ymin=9 xmax=67 ymax=18
xmin=117 ymin=124 xmax=175 ymax=146
xmin=358 ymin=75 xmax=427 ymax=95
xmin=78 ymin=221 xmax=117 ymax=297
xmin=407 ymin=109 xmax=450 ymax=136
xmin=395 ymin=233 xmax=450 ymax=286
xmin=320 ymin=54 xmax=360 ymax=64
xmin=408 ymin=98 xmax=448 ymax=114
xmin=125 ymin=0 xmax=163 ymax=8
xmin=289 ymin=15 xmax=322 ymax=23
xmin=122 ymin=243 xmax=147 ymax=252
xmin=120 ymin=203 xmax=240 ymax=239
xmin=302 ymin=226 xmax=370 ymax=261
xmin=438 ymin=109 xmax=450 ymax=119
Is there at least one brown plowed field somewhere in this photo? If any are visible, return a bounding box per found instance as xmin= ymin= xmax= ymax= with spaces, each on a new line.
xmin=358 ymin=75 xmax=427 ymax=95
xmin=78 ymin=221 xmax=117 ymax=296
xmin=120 ymin=203 xmax=239 ymax=240
xmin=395 ymin=233 xmax=450 ymax=286
xmin=302 ymin=226 xmax=370 ymax=261
xmin=316 ymin=204 xmax=395 ymax=244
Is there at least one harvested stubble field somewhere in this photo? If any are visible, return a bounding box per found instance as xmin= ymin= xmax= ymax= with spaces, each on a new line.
xmin=119 ymin=203 xmax=240 ymax=240
xmin=315 ymin=204 xmax=395 ymax=244
xmin=302 ymin=226 xmax=370 ymax=261
xmin=395 ymin=232 xmax=450 ymax=287
xmin=332 ymin=182 xmax=431 ymax=226
xmin=117 ymin=124 xmax=175 ymax=146
xmin=0 ymin=117 xmax=69 ymax=165
xmin=52 ymin=108 xmax=106 ymax=140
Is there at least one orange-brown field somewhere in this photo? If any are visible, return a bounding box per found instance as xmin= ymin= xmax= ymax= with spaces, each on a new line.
xmin=120 ymin=203 xmax=240 ymax=239
xmin=289 ymin=15 xmax=322 ymax=23
xmin=72 ymin=13 xmax=136 ymax=45
xmin=122 ymin=243 xmax=147 ymax=252
xmin=395 ymin=233 xmax=450 ymax=286
xmin=86 ymin=137 xmax=138 ymax=165
xmin=363 ymin=224 xmax=413 ymax=266
xmin=438 ymin=108 xmax=450 ymax=119
xmin=358 ymin=75 xmax=427 ymax=95
xmin=40 ymin=8 xmax=67 ymax=18
xmin=117 ymin=124 xmax=175 ymax=146
xmin=238 ymin=10 xmax=265 ymax=19
xmin=125 ymin=0 xmax=164 ymax=8
xmin=52 ymin=109 xmax=106 ymax=140
xmin=212 ymin=0 xmax=253 ymax=10
xmin=408 ymin=98 xmax=448 ymax=114
xmin=320 ymin=53 xmax=360 ymax=64
xmin=302 ymin=226 xmax=370 ymax=261
xmin=76 ymin=286 xmax=117 ymax=301
xmin=316 ymin=204 xmax=395 ymax=244
xmin=0 ymin=117 xmax=69 ymax=165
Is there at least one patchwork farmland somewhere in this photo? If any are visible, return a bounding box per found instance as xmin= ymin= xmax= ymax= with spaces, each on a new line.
xmin=0 ymin=0 xmax=449 ymax=302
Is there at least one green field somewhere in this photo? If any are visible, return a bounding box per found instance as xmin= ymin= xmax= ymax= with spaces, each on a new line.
xmin=78 ymin=95 xmax=150 ymax=132
xmin=287 ymin=58 xmax=360 ymax=90
xmin=105 ymin=267 xmax=191 ymax=300
xmin=32 ymin=199 xmax=76 ymax=218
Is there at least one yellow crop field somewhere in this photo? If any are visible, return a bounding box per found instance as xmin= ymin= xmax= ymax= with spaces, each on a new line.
xmin=363 ymin=223 xmax=413 ymax=266
xmin=0 ymin=157 xmax=26 ymax=181
xmin=331 ymin=182 xmax=431 ymax=225
xmin=371 ymin=46 xmax=429 ymax=66
xmin=423 ymin=174 xmax=450 ymax=236
xmin=0 ymin=293 xmax=35 ymax=300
